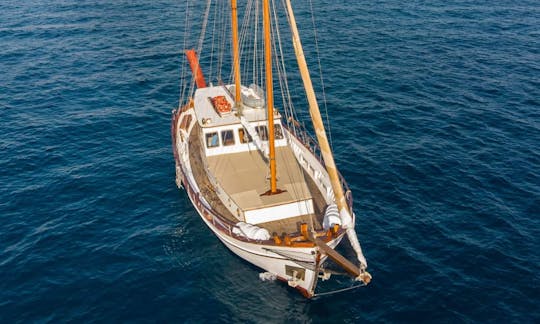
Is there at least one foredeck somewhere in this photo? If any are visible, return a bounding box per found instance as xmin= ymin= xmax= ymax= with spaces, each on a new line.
xmin=188 ymin=123 xmax=325 ymax=234
xmin=206 ymin=146 xmax=312 ymax=211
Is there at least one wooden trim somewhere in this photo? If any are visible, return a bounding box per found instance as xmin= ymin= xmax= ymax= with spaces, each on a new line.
xmin=172 ymin=110 xmax=352 ymax=246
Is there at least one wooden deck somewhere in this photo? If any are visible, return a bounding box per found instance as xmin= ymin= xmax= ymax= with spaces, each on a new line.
xmin=207 ymin=146 xmax=313 ymax=211
xmin=257 ymin=213 xmax=322 ymax=235
xmin=188 ymin=124 xmax=236 ymax=222
xmin=188 ymin=124 xmax=326 ymax=235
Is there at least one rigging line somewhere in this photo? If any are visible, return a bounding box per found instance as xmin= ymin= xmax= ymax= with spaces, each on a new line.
xmin=216 ymin=0 xmax=226 ymax=81
xmin=271 ymin=0 xmax=286 ymax=113
xmin=247 ymin=0 xmax=256 ymax=85
xmin=178 ymin=1 xmax=189 ymax=107
xmin=281 ymin=0 xmax=298 ymax=114
xmin=273 ymin=2 xmax=298 ymax=143
xmin=209 ymin=1 xmax=219 ymax=83
xmin=179 ymin=0 xmax=191 ymax=107
xmin=229 ymin=0 xmax=248 ymax=85
xmin=308 ymin=0 xmax=333 ymax=149
xmin=221 ymin=0 xmax=230 ymax=82
xmin=279 ymin=0 xmax=301 ymax=127
xmin=253 ymin=0 xmax=260 ymax=87
xmin=313 ymin=283 xmax=366 ymax=298
xmin=271 ymin=0 xmax=315 ymax=227
xmin=243 ymin=10 xmax=248 ymax=83
xmin=281 ymin=0 xmax=313 ymax=136
xmin=274 ymin=0 xmax=298 ymax=125
xmin=213 ymin=1 xmax=218 ymax=81
xmin=258 ymin=0 xmax=264 ymax=90
xmin=241 ymin=2 xmax=253 ymax=57
xmin=189 ymin=0 xmax=212 ymax=98
xmin=239 ymin=0 xmax=250 ymax=84
xmin=222 ymin=0 xmax=229 ymax=82
xmin=197 ymin=0 xmax=212 ymax=59
xmin=252 ymin=0 xmax=263 ymax=88
xmin=233 ymin=0 xmax=253 ymax=84
xmin=278 ymin=0 xmax=323 ymax=232
xmin=248 ymin=3 xmax=256 ymax=86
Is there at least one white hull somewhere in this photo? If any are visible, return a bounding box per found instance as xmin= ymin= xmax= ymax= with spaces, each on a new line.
xmin=172 ymin=107 xmax=351 ymax=297
xmin=169 ymin=89 xmax=375 ymax=297
xmin=177 ymin=150 xmax=345 ymax=297
xmin=197 ymin=197 xmax=344 ymax=296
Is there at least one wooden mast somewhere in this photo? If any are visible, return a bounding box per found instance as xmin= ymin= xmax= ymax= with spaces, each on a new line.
xmin=263 ymin=0 xmax=278 ymax=194
xmin=285 ymin=0 xmax=371 ymax=281
xmin=231 ymin=0 xmax=242 ymax=106
xmin=284 ymin=0 xmax=348 ymax=214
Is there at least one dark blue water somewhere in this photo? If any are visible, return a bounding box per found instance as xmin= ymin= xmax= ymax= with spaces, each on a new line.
xmin=1 ymin=0 xmax=539 ymax=322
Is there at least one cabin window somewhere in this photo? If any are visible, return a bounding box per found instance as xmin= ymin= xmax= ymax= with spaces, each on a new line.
xmin=206 ymin=132 xmax=219 ymax=148
xmin=255 ymin=126 xmax=268 ymax=141
xmin=274 ymin=124 xmax=284 ymax=140
xmin=238 ymin=128 xmax=252 ymax=143
xmin=221 ymin=130 xmax=235 ymax=146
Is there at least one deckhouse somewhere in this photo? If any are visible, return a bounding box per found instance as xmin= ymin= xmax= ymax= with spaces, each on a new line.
xmin=192 ymin=84 xmax=315 ymax=225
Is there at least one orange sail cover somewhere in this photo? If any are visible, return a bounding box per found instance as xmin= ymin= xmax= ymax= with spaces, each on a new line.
xmin=185 ymin=49 xmax=207 ymax=88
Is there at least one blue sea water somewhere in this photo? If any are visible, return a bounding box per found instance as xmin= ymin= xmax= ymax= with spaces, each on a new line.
xmin=1 ymin=0 xmax=539 ymax=322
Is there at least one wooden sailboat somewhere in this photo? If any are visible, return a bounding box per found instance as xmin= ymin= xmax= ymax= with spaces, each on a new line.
xmin=171 ymin=0 xmax=371 ymax=298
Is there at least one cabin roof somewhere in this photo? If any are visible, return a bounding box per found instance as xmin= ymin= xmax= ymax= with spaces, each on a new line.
xmin=193 ymin=85 xmax=279 ymax=128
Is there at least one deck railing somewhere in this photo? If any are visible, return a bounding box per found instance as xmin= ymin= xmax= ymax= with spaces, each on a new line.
xmin=284 ymin=120 xmax=354 ymax=210
xmin=173 ymin=110 xmax=354 ymax=244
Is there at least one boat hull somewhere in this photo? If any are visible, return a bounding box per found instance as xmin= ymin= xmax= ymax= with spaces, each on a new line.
xmin=171 ymin=107 xmax=347 ymax=297
xmin=179 ymin=156 xmax=345 ymax=297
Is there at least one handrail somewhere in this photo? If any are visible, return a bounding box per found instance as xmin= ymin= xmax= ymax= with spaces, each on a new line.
xmin=174 ymin=110 xmax=352 ymax=245
xmin=283 ymin=121 xmax=354 ymax=209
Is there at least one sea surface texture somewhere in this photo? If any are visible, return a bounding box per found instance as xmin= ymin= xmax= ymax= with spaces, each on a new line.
xmin=1 ymin=0 xmax=539 ymax=322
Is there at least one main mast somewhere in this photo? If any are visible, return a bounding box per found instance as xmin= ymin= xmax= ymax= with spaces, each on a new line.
xmin=231 ymin=0 xmax=242 ymax=106
xmin=263 ymin=0 xmax=279 ymax=194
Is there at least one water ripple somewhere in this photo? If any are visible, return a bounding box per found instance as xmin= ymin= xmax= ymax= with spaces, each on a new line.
xmin=1 ymin=0 xmax=539 ymax=322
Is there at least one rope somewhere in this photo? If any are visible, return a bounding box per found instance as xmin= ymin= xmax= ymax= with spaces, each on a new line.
xmin=270 ymin=0 xmax=313 ymax=222
xmin=209 ymin=1 xmax=219 ymax=83
xmin=188 ymin=0 xmax=212 ymax=98
xmin=217 ymin=0 xmax=228 ymax=82
xmin=239 ymin=0 xmax=253 ymax=84
xmin=276 ymin=0 xmax=299 ymax=127
xmin=234 ymin=0 xmax=254 ymax=84
xmin=197 ymin=0 xmax=212 ymax=60
xmin=313 ymin=283 xmax=366 ymax=298
xmin=308 ymin=0 xmax=333 ymax=149
xmin=280 ymin=0 xmax=304 ymax=134
xmin=178 ymin=0 xmax=192 ymax=108
xmin=253 ymin=0 xmax=259 ymax=87
xmin=309 ymin=0 xmax=334 ymax=150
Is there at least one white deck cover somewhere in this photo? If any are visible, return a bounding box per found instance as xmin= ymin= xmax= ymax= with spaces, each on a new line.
xmin=207 ymin=146 xmax=314 ymax=224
